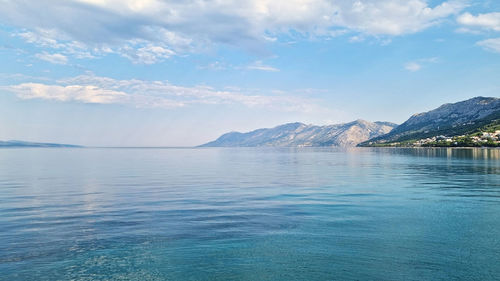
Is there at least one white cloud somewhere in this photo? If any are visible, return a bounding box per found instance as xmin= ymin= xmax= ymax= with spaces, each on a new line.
xmin=2 ymin=74 xmax=319 ymax=112
xmin=477 ymin=38 xmax=500 ymax=53
xmin=35 ymin=52 xmax=68 ymax=65
xmin=457 ymin=12 xmax=500 ymax=32
xmin=0 ymin=0 xmax=466 ymax=63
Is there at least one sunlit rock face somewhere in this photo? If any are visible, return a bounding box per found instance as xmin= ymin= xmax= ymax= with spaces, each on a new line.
xmin=201 ymin=119 xmax=396 ymax=147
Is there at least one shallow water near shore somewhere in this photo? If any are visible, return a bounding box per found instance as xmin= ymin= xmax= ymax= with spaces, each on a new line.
xmin=1 ymin=147 xmax=499 ymax=280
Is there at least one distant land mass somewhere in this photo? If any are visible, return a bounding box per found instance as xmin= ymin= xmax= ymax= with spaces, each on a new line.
xmin=0 ymin=140 xmax=82 ymax=148
xmin=360 ymin=96 xmax=500 ymax=147
xmin=201 ymin=120 xmax=397 ymax=147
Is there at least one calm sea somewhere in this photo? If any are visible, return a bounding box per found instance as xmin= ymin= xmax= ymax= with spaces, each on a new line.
xmin=1 ymin=147 xmax=499 ymax=280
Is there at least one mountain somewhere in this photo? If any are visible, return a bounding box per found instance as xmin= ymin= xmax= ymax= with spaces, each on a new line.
xmin=201 ymin=120 xmax=397 ymax=147
xmin=0 ymin=140 xmax=82 ymax=148
xmin=360 ymin=96 xmax=500 ymax=146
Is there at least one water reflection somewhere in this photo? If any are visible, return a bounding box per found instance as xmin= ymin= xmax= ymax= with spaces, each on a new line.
xmin=370 ymin=147 xmax=500 ymax=160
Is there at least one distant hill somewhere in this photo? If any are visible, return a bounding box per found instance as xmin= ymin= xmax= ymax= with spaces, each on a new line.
xmin=360 ymin=96 xmax=500 ymax=146
xmin=201 ymin=119 xmax=397 ymax=147
xmin=0 ymin=140 xmax=82 ymax=148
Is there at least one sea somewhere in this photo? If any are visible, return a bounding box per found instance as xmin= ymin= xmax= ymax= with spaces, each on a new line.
xmin=1 ymin=147 xmax=499 ymax=280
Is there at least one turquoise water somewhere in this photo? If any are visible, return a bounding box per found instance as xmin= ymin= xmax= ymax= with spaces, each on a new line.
xmin=1 ymin=147 xmax=499 ymax=280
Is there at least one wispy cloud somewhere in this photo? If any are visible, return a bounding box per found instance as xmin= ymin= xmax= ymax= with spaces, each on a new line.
xmin=35 ymin=52 xmax=68 ymax=65
xmin=1 ymin=0 xmax=466 ymax=63
xmin=404 ymin=62 xmax=422 ymax=72
xmin=477 ymin=38 xmax=500 ymax=53
xmin=197 ymin=61 xmax=230 ymax=71
xmin=404 ymin=57 xmax=439 ymax=72
xmin=17 ymin=30 xmax=95 ymax=59
xmin=456 ymin=12 xmax=500 ymax=54
xmin=335 ymin=0 xmax=465 ymax=35
xmin=246 ymin=61 xmax=279 ymax=72
xmin=198 ymin=60 xmax=279 ymax=72
xmin=119 ymin=45 xmax=176 ymax=64
xmin=349 ymin=35 xmax=365 ymax=43
xmin=2 ymin=74 xmax=320 ymax=112
xmin=7 ymin=83 xmax=128 ymax=104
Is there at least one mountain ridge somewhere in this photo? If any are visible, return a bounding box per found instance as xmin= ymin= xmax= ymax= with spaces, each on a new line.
xmin=360 ymin=96 xmax=500 ymax=146
xmin=201 ymin=119 xmax=397 ymax=147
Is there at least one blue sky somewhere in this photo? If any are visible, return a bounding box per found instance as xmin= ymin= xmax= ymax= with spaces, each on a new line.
xmin=0 ymin=0 xmax=499 ymax=146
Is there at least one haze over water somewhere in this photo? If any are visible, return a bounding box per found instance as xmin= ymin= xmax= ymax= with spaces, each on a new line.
xmin=1 ymin=147 xmax=499 ymax=280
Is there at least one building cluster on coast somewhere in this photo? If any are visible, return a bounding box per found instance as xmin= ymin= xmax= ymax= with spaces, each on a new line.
xmin=412 ymin=130 xmax=500 ymax=147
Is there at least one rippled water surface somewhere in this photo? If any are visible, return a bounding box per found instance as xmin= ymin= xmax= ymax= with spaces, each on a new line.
xmin=1 ymin=147 xmax=500 ymax=280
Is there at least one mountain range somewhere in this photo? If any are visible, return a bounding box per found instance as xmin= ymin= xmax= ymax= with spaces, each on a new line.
xmin=203 ymin=96 xmax=500 ymax=148
xmin=201 ymin=120 xmax=397 ymax=147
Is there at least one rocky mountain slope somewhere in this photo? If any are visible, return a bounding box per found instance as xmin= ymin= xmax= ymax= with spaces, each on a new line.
xmin=201 ymin=120 xmax=397 ymax=147
xmin=360 ymin=96 xmax=500 ymax=146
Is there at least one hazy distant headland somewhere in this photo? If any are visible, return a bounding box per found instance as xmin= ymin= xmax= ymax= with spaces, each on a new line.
xmin=0 ymin=140 xmax=82 ymax=148
xmin=203 ymin=97 xmax=500 ymax=148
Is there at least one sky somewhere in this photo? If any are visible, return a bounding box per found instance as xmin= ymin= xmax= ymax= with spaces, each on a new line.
xmin=0 ymin=0 xmax=499 ymax=146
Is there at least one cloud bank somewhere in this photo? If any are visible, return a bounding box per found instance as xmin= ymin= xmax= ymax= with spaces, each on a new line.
xmin=0 ymin=0 xmax=466 ymax=63
xmin=3 ymin=74 xmax=320 ymax=112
